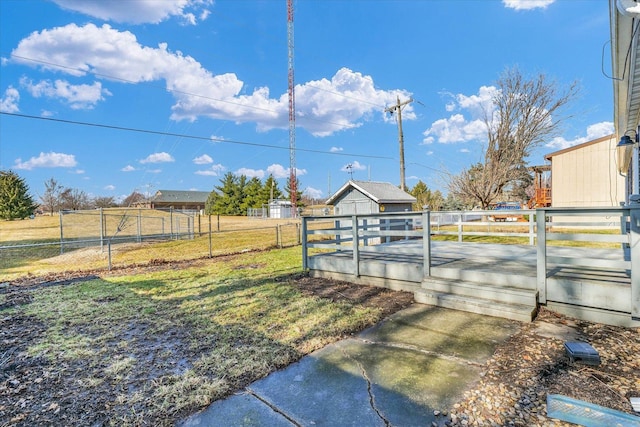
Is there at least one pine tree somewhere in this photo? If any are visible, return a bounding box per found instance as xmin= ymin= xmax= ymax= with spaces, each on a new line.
xmin=0 ymin=170 xmax=38 ymax=220
xmin=261 ymin=175 xmax=283 ymax=202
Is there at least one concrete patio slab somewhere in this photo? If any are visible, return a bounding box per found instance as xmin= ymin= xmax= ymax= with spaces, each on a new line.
xmin=179 ymin=304 xmax=522 ymax=427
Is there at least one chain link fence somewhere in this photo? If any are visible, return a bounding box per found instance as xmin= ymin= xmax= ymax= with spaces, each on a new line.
xmin=0 ymin=209 xmax=301 ymax=278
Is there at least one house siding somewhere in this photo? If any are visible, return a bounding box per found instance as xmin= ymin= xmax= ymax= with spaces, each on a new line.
xmin=547 ymin=135 xmax=626 ymax=208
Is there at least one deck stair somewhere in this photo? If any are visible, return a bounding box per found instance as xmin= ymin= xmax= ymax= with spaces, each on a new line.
xmin=415 ymin=275 xmax=538 ymax=322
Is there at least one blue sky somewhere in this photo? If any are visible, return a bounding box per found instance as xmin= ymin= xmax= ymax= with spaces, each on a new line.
xmin=0 ymin=0 xmax=614 ymax=203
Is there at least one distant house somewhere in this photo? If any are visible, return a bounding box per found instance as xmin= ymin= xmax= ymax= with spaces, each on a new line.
xmin=544 ymin=134 xmax=626 ymax=208
xmin=326 ymin=180 xmax=416 ymax=215
xmin=143 ymin=190 xmax=210 ymax=212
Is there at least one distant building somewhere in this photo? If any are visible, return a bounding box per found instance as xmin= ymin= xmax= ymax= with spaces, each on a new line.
xmin=142 ymin=190 xmax=210 ymax=211
xmin=326 ymin=180 xmax=416 ymax=215
xmin=544 ymin=134 xmax=626 ymax=208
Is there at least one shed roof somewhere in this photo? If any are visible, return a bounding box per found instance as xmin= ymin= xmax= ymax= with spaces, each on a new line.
xmin=325 ymin=180 xmax=416 ymax=205
xmin=152 ymin=190 xmax=210 ymax=204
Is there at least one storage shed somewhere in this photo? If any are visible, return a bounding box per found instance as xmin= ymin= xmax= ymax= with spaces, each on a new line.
xmin=326 ymin=180 xmax=416 ymax=214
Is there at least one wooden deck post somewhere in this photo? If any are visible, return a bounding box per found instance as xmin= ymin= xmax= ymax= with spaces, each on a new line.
xmin=630 ymin=202 xmax=640 ymax=320
xmin=536 ymin=209 xmax=547 ymax=303
xmin=423 ymin=210 xmax=431 ymax=278
xmin=352 ymin=215 xmax=360 ymax=277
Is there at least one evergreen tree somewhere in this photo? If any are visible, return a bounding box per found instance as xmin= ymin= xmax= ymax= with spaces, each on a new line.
xmin=0 ymin=170 xmax=38 ymax=220
xmin=261 ymin=175 xmax=283 ymax=202
xmin=242 ymin=177 xmax=264 ymax=212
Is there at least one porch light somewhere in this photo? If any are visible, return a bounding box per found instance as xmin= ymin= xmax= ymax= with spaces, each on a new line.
xmin=617 ymin=134 xmax=635 ymax=175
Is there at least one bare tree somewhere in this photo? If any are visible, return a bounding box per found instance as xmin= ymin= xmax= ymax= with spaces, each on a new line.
xmin=121 ymin=191 xmax=146 ymax=207
xmin=60 ymin=188 xmax=91 ymax=210
xmin=93 ymin=196 xmax=117 ymax=208
xmin=41 ymin=178 xmax=64 ymax=215
xmin=448 ymin=68 xmax=578 ymax=209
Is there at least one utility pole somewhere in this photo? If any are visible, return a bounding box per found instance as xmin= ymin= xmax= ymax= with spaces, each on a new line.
xmin=385 ymin=96 xmax=413 ymax=191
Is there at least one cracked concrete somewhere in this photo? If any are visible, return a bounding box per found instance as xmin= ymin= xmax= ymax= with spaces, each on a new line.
xmin=179 ymin=304 xmax=520 ymax=427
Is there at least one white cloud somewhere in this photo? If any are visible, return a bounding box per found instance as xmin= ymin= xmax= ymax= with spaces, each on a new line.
xmin=423 ymin=86 xmax=499 ymax=144
xmin=20 ymin=77 xmax=111 ymax=109
xmin=121 ymin=165 xmax=136 ymax=172
xmin=545 ymin=121 xmax=615 ymax=150
xmin=147 ymin=169 xmax=162 ymax=174
xmin=304 ymin=187 xmax=323 ymax=199
xmin=0 ymin=87 xmax=20 ymax=113
xmin=140 ymin=152 xmax=175 ymax=164
xmin=459 ymin=148 xmax=471 ymax=153
xmin=426 ymin=150 xmax=434 ymax=156
xmin=341 ymin=161 xmax=366 ymax=172
xmin=193 ymin=154 xmax=213 ymax=164
xmin=210 ymin=135 xmax=225 ymax=142
xmin=195 ymin=164 xmax=225 ymax=176
xmin=330 ymin=146 xmax=344 ymax=153
xmin=10 ymin=24 xmax=410 ymax=137
xmin=235 ymin=168 xmax=265 ymax=179
xmin=14 ymin=151 xmax=77 ymax=170
xmin=51 ymin=0 xmax=212 ymax=25
xmin=423 ymin=114 xmax=487 ymax=144
xmin=104 ymin=184 xmax=116 ymax=191
xmin=72 ymin=169 xmax=85 ymax=174
xmin=503 ymin=0 xmax=555 ymax=10
xmin=265 ymin=164 xmax=307 ymax=179
xmin=41 ymin=110 xmax=55 ymax=117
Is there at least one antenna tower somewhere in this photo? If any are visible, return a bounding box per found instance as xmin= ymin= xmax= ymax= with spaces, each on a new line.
xmin=287 ymin=0 xmax=297 ymax=211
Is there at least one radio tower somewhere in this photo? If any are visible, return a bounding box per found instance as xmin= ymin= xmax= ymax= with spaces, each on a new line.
xmin=287 ymin=0 xmax=297 ymax=213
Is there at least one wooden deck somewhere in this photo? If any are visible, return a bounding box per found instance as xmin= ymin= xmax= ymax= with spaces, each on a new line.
xmin=303 ymin=207 xmax=639 ymax=327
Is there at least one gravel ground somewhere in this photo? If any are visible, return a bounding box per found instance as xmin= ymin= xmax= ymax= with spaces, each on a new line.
xmin=433 ymin=307 xmax=640 ymax=427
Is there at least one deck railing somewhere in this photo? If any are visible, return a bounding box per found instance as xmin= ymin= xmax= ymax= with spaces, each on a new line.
xmin=302 ymin=204 xmax=640 ymax=320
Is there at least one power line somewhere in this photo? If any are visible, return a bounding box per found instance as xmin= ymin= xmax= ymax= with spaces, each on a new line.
xmin=0 ymin=111 xmax=394 ymax=160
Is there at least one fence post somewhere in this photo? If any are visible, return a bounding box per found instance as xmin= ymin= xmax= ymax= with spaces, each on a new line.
xmin=137 ymin=209 xmax=142 ymax=243
xmin=170 ymin=207 xmax=174 ymax=239
xmin=529 ymin=212 xmax=535 ymax=246
xmin=100 ymin=208 xmax=104 ymax=252
xmin=108 ymin=240 xmax=112 ymax=271
xmin=208 ymin=215 xmax=213 ymax=258
xmin=296 ymin=222 xmax=301 ymax=245
xmin=217 ymin=214 xmax=220 ymax=232
xmin=362 ymin=219 xmax=368 ymax=246
xmin=352 ymin=215 xmax=360 ymax=277
xmin=536 ymin=209 xmax=547 ymax=303
xmin=630 ymin=200 xmax=640 ymax=320
xmin=59 ymin=211 xmax=64 ymax=255
xmin=276 ymin=225 xmax=281 ymax=248
xmin=302 ymin=217 xmax=308 ymax=270
xmin=423 ymin=210 xmax=431 ymax=278
xmin=458 ymin=213 xmax=463 ymax=243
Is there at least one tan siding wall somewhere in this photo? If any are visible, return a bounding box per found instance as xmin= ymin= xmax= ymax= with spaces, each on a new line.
xmin=550 ymin=135 xmax=626 ymax=207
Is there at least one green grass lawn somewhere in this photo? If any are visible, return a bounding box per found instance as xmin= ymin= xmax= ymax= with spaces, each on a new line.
xmin=3 ymin=246 xmax=411 ymax=426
